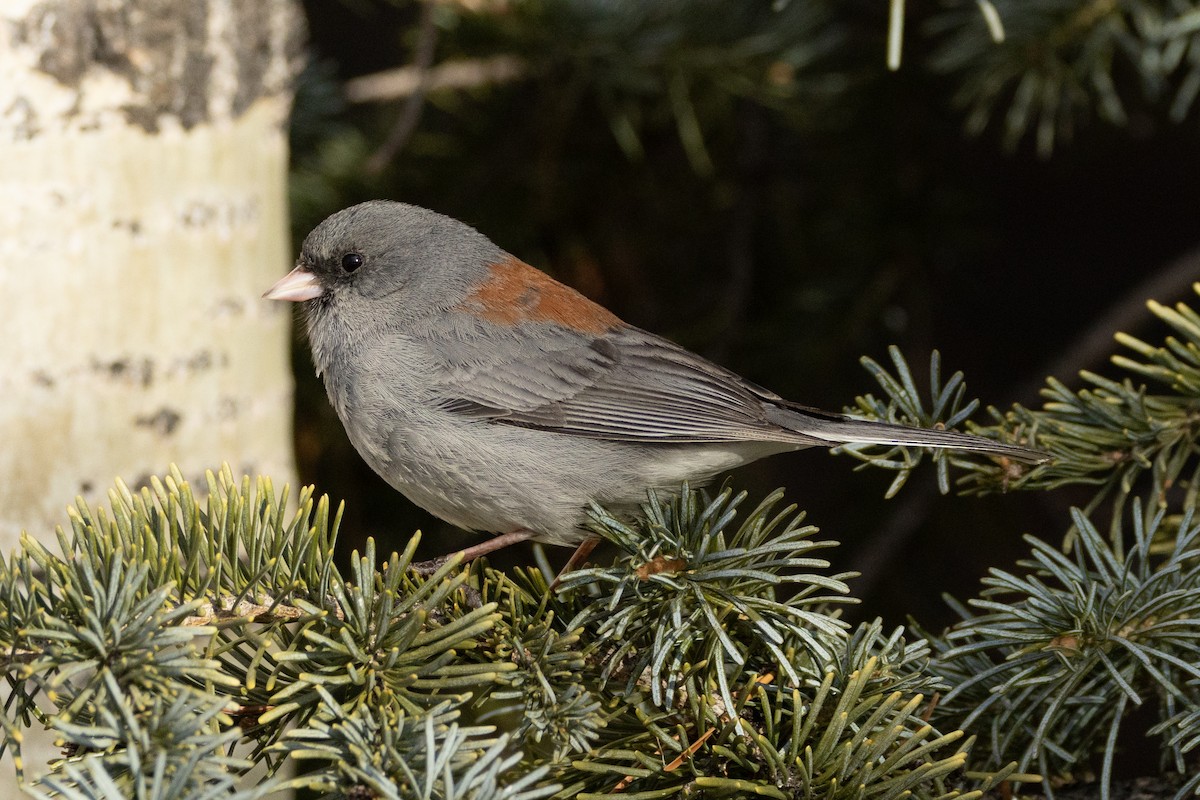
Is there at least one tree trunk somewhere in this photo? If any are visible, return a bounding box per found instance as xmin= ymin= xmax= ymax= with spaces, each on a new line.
xmin=0 ymin=0 xmax=305 ymax=788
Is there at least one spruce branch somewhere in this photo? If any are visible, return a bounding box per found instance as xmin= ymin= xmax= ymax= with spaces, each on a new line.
xmin=1152 ymin=703 xmax=1200 ymax=796
xmin=22 ymin=693 xmax=251 ymax=800
xmin=0 ymin=466 xmax=516 ymax=797
xmin=0 ymin=469 xmax=1050 ymax=798
xmin=959 ymin=288 xmax=1200 ymax=543
xmin=344 ymin=56 xmax=527 ymax=104
xmin=560 ymin=485 xmax=854 ymax=715
xmin=841 ymin=346 xmax=1044 ymax=498
xmin=887 ymin=0 xmax=1006 ymax=71
xmin=539 ymin=488 xmax=1009 ymax=798
xmin=473 ymin=567 xmax=607 ymax=760
xmin=847 ymin=289 xmax=1200 ymax=549
xmin=0 ymin=465 xmax=341 ymax=794
xmin=260 ymin=536 xmax=510 ymax=732
xmin=567 ymin=632 xmax=1009 ymax=800
xmin=922 ymin=498 xmax=1200 ymax=799
xmin=531 ymin=0 xmax=843 ymax=168
xmin=273 ymin=690 xmax=557 ymax=800
xmin=928 ymin=0 xmax=1200 ymax=155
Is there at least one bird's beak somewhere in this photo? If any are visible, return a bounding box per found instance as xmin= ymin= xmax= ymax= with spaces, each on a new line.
xmin=263 ymin=266 xmax=323 ymax=302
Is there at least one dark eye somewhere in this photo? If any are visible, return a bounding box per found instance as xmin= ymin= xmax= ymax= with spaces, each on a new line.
xmin=341 ymin=252 xmax=364 ymax=273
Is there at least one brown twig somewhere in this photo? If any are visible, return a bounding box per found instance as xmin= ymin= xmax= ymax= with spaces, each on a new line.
xmin=345 ymin=55 xmax=526 ymax=103
xmin=181 ymin=596 xmax=314 ymax=626
xmin=609 ymin=672 xmax=775 ymax=793
xmin=365 ymin=0 xmax=441 ymax=175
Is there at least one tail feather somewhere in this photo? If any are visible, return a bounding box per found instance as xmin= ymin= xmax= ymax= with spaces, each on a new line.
xmin=772 ymin=408 xmax=1049 ymax=463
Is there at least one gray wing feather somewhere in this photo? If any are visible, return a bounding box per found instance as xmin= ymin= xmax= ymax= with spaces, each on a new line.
xmin=434 ymin=326 xmax=815 ymax=443
xmin=432 ymin=324 xmax=1048 ymax=461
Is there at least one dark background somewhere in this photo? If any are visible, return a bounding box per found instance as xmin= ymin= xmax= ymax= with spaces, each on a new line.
xmin=284 ymin=0 xmax=1200 ymax=628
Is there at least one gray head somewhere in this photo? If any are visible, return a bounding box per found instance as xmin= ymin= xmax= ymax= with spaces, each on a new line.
xmin=265 ymin=201 xmax=506 ymax=326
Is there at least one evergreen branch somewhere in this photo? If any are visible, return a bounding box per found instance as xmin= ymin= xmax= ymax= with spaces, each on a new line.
xmin=473 ymin=567 xmax=608 ymax=760
xmin=531 ymin=0 xmax=843 ymax=166
xmin=23 ymin=693 xmax=251 ymax=800
xmin=1150 ymin=702 xmax=1200 ymax=796
xmin=928 ymin=0 xmax=1200 ymax=155
xmin=848 ymin=290 xmax=1200 ymax=551
xmin=543 ymin=489 xmax=1006 ymax=799
xmin=840 ymin=347 xmax=1044 ymax=498
xmin=957 ymin=289 xmax=1200 ymax=541
xmin=344 ymin=56 xmax=527 ymax=104
xmin=560 ymin=485 xmax=854 ymax=715
xmin=180 ymin=596 xmax=314 ymax=627
xmin=570 ymin=630 xmax=1010 ymax=799
xmin=888 ymin=0 xmax=1006 ymax=75
xmin=274 ymin=689 xmax=557 ymax=800
xmin=1 ymin=466 xmax=338 ymax=791
xmin=3 ymin=467 xmax=1126 ymax=798
xmin=258 ymin=536 xmax=510 ymax=732
xmin=923 ymin=497 xmax=1200 ymax=799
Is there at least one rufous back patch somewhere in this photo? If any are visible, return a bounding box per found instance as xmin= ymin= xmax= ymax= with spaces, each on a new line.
xmin=460 ymin=256 xmax=620 ymax=334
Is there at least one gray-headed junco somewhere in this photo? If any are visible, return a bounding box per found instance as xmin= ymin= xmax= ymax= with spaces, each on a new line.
xmin=265 ymin=201 xmax=1045 ymax=564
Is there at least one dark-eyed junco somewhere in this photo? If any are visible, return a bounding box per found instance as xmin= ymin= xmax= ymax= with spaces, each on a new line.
xmin=265 ymin=201 xmax=1045 ymax=566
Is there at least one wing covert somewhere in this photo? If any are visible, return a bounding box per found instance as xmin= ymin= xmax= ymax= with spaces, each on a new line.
xmin=433 ymin=325 xmax=802 ymax=443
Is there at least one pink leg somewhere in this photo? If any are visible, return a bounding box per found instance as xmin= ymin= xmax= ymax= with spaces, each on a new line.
xmin=410 ymin=529 xmax=536 ymax=576
xmin=549 ymin=535 xmax=601 ymax=590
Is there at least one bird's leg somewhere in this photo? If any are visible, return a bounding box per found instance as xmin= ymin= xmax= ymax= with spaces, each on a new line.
xmin=549 ymin=535 xmax=601 ymax=590
xmin=409 ymin=529 xmax=536 ymax=576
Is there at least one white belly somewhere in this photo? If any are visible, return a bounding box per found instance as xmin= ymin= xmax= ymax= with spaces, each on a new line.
xmin=355 ymin=408 xmax=791 ymax=546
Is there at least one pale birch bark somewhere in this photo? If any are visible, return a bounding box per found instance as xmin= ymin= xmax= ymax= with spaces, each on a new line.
xmin=0 ymin=0 xmax=305 ymax=789
xmin=0 ymin=0 xmax=305 ymax=543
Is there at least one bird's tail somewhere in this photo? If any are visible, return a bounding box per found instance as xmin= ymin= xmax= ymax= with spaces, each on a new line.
xmin=769 ymin=405 xmax=1049 ymax=463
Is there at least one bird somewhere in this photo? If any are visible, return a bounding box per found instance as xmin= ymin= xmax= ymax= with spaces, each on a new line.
xmin=264 ymin=201 xmax=1046 ymax=572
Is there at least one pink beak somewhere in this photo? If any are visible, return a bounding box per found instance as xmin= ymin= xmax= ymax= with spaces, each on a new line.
xmin=263 ymin=266 xmax=323 ymax=302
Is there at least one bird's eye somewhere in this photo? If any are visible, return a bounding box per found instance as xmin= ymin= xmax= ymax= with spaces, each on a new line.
xmin=341 ymin=252 xmax=364 ymax=273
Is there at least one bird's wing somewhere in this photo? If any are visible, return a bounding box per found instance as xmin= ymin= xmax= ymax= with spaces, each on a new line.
xmin=427 ymin=322 xmax=1050 ymax=462
xmin=431 ymin=324 xmax=821 ymax=444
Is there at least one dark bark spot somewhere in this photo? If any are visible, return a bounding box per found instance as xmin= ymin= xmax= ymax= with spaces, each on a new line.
xmin=185 ymin=350 xmax=212 ymax=372
xmin=91 ymin=356 xmax=153 ymax=385
xmin=135 ymin=407 xmax=182 ymax=436
xmin=231 ymin=3 xmax=272 ymax=116
xmin=12 ymin=0 xmax=305 ymax=131
xmin=217 ymin=397 xmax=239 ymax=419
xmin=4 ymin=97 xmax=40 ymax=140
